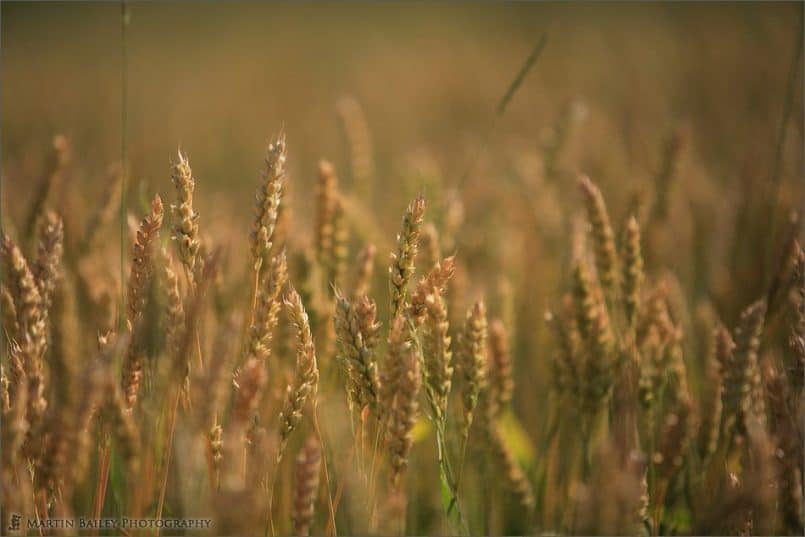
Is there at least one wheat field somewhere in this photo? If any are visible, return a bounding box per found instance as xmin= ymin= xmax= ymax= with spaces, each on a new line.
xmin=1 ymin=3 xmax=803 ymax=536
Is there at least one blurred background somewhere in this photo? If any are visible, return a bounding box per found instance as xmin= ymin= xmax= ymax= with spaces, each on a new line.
xmin=2 ymin=3 xmax=803 ymax=534
xmin=3 ymin=3 xmax=801 ymax=212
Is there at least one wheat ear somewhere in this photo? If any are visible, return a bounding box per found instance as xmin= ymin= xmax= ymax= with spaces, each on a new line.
xmin=621 ymin=215 xmax=643 ymax=328
xmin=32 ymin=210 xmax=63 ymax=314
xmin=126 ymin=194 xmax=164 ymax=324
xmin=170 ymin=151 xmax=200 ymax=271
xmin=333 ymin=291 xmax=381 ymax=415
xmin=382 ymin=315 xmax=422 ymax=488
xmin=336 ymin=96 xmax=375 ymax=201
xmin=388 ymin=195 xmax=425 ymax=318
xmin=457 ymin=300 xmax=488 ymax=437
xmin=251 ymin=134 xmax=286 ymax=270
xmin=409 ymin=255 xmax=456 ymax=326
xmin=579 ymin=175 xmax=619 ymax=299
xmin=291 ymin=434 xmax=322 ymax=537
xmin=248 ymin=251 xmax=288 ymax=362
xmin=351 ymin=243 xmax=376 ymax=299
xmin=487 ymin=319 xmax=514 ymax=419
xmin=277 ymin=287 xmax=319 ymax=462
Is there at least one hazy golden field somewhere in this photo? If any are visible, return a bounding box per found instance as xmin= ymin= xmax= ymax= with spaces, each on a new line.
xmin=1 ymin=2 xmax=803 ymax=536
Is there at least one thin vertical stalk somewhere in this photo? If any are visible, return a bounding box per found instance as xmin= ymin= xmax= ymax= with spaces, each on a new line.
xmin=155 ymin=389 xmax=179 ymax=536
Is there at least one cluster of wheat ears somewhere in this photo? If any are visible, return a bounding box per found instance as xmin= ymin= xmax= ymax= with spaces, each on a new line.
xmin=1 ymin=128 xmax=803 ymax=537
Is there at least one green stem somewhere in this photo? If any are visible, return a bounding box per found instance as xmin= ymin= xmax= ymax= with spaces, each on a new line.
xmin=436 ymin=420 xmax=469 ymax=536
xmin=313 ymin=405 xmax=338 ymax=537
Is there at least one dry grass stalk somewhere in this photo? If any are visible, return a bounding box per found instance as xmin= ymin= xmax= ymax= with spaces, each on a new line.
xmin=388 ymin=195 xmax=426 ymax=318
xmin=291 ymin=434 xmax=322 ymax=537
